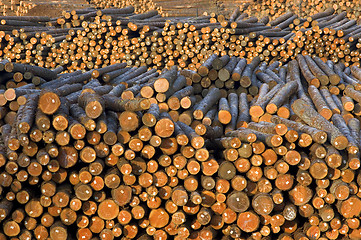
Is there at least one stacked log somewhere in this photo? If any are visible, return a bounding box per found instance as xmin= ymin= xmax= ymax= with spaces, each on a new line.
xmin=86 ymin=0 xmax=166 ymax=16
xmin=44 ymin=7 xmax=361 ymax=69
xmin=0 ymin=54 xmax=360 ymax=239
xmin=243 ymin=0 xmax=361 ymax=22
xmin=0 ymin=7 xmax=360 ymax=72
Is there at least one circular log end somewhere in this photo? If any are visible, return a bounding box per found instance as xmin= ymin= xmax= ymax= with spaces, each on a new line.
xmin=149 ymin=208 xmax=169 ymax=228
xmin=275 ymin=123 xmax=288 ymax=135
xmin=226 ymin=191 xmax=249 ymax=213
xmin=4 ymin=89 xmax=16 ymax=101
xmin=275 ymin=174 xmax=294 ymax=191
xmin=310 ymin=78 xmax=320 ymax=88
xmin=218 ymin=110 xmax=232 ymax=125
xmin=98 ymin=199 xmax=119 ymax=220
xmin=319 ymin=75 xmax=329 ymax=86
xmin=329 ymin=74 xmax=340 ymax=85
xmin=154 ymin=78 xmax=169 ymax=93
xmin=3 ymin=221 xmax=20 ymax=237
xmin=39 ymin=92 xmax=61 ymax=115
xmin=112 ymin=185 xmax=132 ymax=206
xmin=85 ymin=101 xmax=103 ymax=119
xmin=70 ymin=123 xmax=86 ymax=140
xmin=344 ymin=101 xmax=354 ymax=112
xmin=289 ymin=185 xmax=313 ymax=206
xmin=277 ymin=106 xmax=290 ymax=119
xmin=310 ymin=161 xmax=328 ymax=179
xmin=119 ymin=111 xmax=139 ymax=132
xmin=193 ymin=109 xmax=204 ymax=120
xmin=140 ymin=99 xmax=151 ymax=110
xmin=237 ymin=211 xmax=260 ymax=233
xmin=249 ymin=105 xmax=264 ymax=118
xmin=252 ymin=193 xmax=274 ymax=215
xmin=270 ymin=135 xmax=283 ymax=147
xmin=332 ymin=136 xmax=348 ymax=150
xmin=284 ymin=150 xmax=301 ymax=165
xmin=314 ymin=131 xmax=327 ymax=144
xmin=232 ymin=72 xmax=241 ymax=81
xmin=198 ymin=66 xmax=209 ymax=77
xmin=319 ymin=108 xmax=332 ymax=120
xmin=53 ymin=116 xmax=68 ymax=131
xmin=266 ymin=103 xmax=278 ymax=114
xmin=154 ymin=118 xmax=174 ymax=138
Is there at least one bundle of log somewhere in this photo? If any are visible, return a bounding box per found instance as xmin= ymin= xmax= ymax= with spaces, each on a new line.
xmin=0 ymin=6 xmax=361 ymax=72
xmin=86 ymin=0 xmax=166 ymax=17
xmin=0 ymin=53 xmax=361 ymax=239
xmin=243 ymin=0 xmax=361 ymax=22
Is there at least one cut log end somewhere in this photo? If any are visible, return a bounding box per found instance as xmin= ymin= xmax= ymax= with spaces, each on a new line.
xmin=39 ymin=92 xmax=61 ymax=115
xmin=332 ymin=136 xmax=348 ymax=150
xmin=250 ymin=105 xmax=264 ymax=118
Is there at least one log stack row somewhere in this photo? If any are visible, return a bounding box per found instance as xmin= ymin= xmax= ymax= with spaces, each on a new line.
xmin=243 ymin=0 xmax=361 ymax=22
xmin=0 ymin=53 xmax=361 ymax=239
xmin=1 ymin=6 xmax=361 ymax=72
xmin=86 ymin=0 xmax=166 ymax=17
xmin=0 ymin=0 xmax=36 ymax=17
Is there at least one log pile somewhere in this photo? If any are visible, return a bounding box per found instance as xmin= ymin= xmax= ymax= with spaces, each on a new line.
xmin=0 ymin=53 xmax=361 ymax=239
xmin=86 ymin=0 xmax=166 ymax=17
xmin=244 ymin=0 xmax=361 ymax=22
xmin=0 ymin=0 xmax=36 ymax=17
xmin=0 ymin=6 xmax=361 ymax=72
